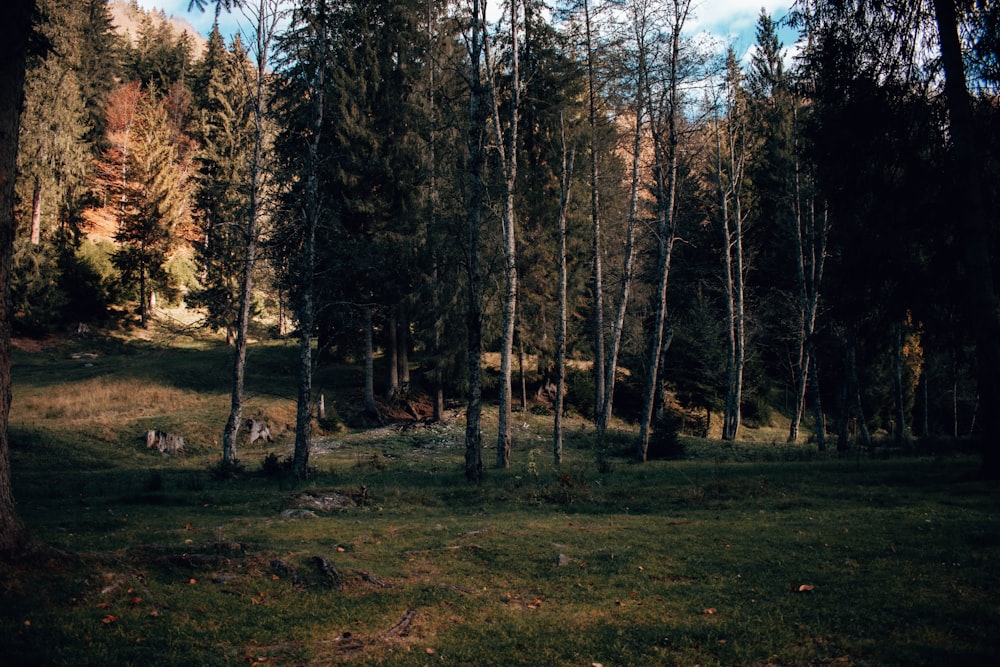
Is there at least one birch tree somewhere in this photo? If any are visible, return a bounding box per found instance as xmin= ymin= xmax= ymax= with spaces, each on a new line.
xmin=553 ymin=115 xmax=575 ymax=465
xmin=484 ymin=0 xmax=523 ymax=469
xmin=637 ymin=0 xmax=690 ymax=461
xmin=221 ymin=0 xmax=281 ymax=468
xmin=463 ymin=0 xmax=487 ymax=482
xmin=714 ymin=49 xmax=748 ymax=442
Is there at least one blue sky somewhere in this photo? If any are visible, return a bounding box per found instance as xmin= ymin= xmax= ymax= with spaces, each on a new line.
xmin=137 ymin=0 xmax=799 ymax=60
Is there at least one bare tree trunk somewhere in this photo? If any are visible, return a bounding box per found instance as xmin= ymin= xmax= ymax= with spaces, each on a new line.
xmin=362 ymin=305 xmax=379 ymax=417
xmin=598 ymin=38 xmax=644 ymax=434
xmin=788 ymin=125 xmax=829 ymax=447
xmin=385 ymin=310 xmax=398 ymax=400
xmin=397 ymin=305 xmax=410 ymax=387
xmin=638 ymin=0 xmax=689 ymax=461
xmin=933 ymin=0 xmax=1000 ymax=478
xmin=554 ymin=117 xmax=575 ymax=466
xmin=223 ymin=0 xmax=279 ymax=467
xmin=292 ymin=0 xmax=330 ymax=480
xmin=583 ymin=0 xmax=605 ymax=426
xmin=486 ymin=0 xmax=521 ymax=469
xmin=0 ymin=0 xmax=32 ymax=554
xmin=464 ymin=0 xmax=487 ymax=482
xmin=715 ymin=68 xmax=747 ymax=442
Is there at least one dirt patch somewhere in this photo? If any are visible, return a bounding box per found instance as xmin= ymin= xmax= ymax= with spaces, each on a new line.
xmin=12 ymin=336 xmax=59 ymax=353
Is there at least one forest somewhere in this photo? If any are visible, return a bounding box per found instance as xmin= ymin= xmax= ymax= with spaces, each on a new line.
xmin=5 ymin=0 xmax=1000 ymax=484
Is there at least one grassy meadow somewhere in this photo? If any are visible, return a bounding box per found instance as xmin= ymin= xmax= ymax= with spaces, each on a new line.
xmin=2 ymin=328 xmax=999 ymax=666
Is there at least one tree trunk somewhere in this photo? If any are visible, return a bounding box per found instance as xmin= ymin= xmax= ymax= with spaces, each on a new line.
xmin=362 ymin=305 xmax=379 ymax=417
xmin=385 ymin=310 xmax=398 ymax=400
xmin=0 ymin=0 xmax=32 ymax=554
xmin=487 ymin=0 xmax=521 ymax=469
xmin=584 ymin=0 xmax=605 ymax=426
xmin=638 ymin=1 xmax=688 ymax=460
xmin=464 ymin=0 xmax=486 ymax=483
xmin=932 ymin=0 xmax=1000 ymax=478
xmin=554 ymin=118 xmax=575 ymax=466
xmin=292 ymin=0 xmax=328 ymax=480
xmin=223 ymin=0 xmax=277 ymax=467
xmin=598 ymin=54 xmax=644 ymax=435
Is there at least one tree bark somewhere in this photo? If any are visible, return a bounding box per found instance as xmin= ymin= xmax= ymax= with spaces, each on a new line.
xmin=293 ymin=0 xmax=329 ymax=480
xmin=554 ymin=118 xmax=575 ymax=466
xmin=932 ymin=0 xmax=1000 ymax=478
xmin=486 ymin=0 xmax=521 ymax=469
xmin=222 ymin=0 xmax=278 ymax=467
xmin=0 ymin=0 xmax=33 ymax=554
xmin=463 ymin=0 xmax=487 ymax=483
xmin=638 ymin=0 xmax=688 ymax=461
xmin=583 ymin=0 xmax=605 ymax=427
xmin=598 ymin=31 xmax=644 ymax=434
xmin=363 ymin=305 xmax=379 ymax=417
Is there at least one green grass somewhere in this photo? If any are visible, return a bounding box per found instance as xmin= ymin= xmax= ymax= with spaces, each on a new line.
xmin=2 ymin=331 xmax=999 ymax=666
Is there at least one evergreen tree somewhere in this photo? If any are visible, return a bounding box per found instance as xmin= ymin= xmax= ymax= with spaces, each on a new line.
xmin=109 ymin=86 xmax=192 ymax=327
xmin=189 ymin=27 xmax=253 ymax=343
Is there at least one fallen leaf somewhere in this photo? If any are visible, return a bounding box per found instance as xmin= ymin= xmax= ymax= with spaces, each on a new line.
xmin=703 ymin=608 xmax=717 ymax=615
xmin=189 ymin=578 xmax=197 ymax=585
xmin=96 ymin=602 xmax=112 ymax=609
xmin=798 ymin=584 xmax=815 ymax=592
xmin=129 ymin=597 xmax=142 ymax=606
xmin=425 ymin=647 xmax=436 ymax=655
xmin=101 ymin=614 xmax=117 ymax=624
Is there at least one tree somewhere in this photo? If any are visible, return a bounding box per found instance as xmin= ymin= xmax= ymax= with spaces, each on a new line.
xmin=597 ymin=0 xmax=649 ymax=434
xmin=0 ymin=0 xmax=38 ymax=555
xmin=932 ymin=0 xmax=1000 ymax=477
xmin=485 ymin=0 xmax=524 ymax=469
xmin=637 ymin=0 xmax=691 ymax=461
xmin=713 ymin=48 xmax=749 ymax=442
xmin=221 ymin=0 xmax=281 ymax=468
xmin=463 ymin=0 xmax=488 ymax=482
xmin=273 ymin=0 xmax=332 ymax=478
xmin=108 ymin=85 xmax=192 ymax=327
xmin=553 ymin=114 xmax=575 ymax=464
xmin=189 ymin=28 xmax=253 ymax=344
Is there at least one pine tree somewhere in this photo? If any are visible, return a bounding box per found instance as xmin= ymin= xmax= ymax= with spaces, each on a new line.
xmin=189 ymin=27 xmax=252 ymax=343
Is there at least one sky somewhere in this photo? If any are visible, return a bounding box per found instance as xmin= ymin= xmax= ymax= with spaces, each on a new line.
xmin=136 ymin=0 xmax=799 ymax=61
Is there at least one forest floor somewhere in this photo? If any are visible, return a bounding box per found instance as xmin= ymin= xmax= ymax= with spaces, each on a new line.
xmin=2 ymin=322 xmax=998 ymax=666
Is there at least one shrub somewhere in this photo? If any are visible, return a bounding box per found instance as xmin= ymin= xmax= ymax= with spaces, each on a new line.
xmin=646 ymin=408 xmax=686 ymax=460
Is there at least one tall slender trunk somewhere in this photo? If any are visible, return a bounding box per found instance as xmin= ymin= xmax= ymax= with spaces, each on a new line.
xmin=584 ymin=0 xmax=605 ymax=425
xmin=223 ymin=0 xmax=276 ymax=466
xmin=293 ymin=0 xmax=329 ymax=480
xmin=638 ymin=1 xmax=688 ymax=460
xmin=487 ymin=0 xmax=521 ymax=469
xmin=0 ymin=0 xmax=33 ymax=554
xmin=598 ymin=64 xmax=644 ymax=435
xmin=385 ymin=310 xmax=399 ymax=400
xmin=554 ymin=117 xmax=575 ymax=466
xmin=932 ymin=0 xmax=1000 ymax=478
xmin=464 ymin=0 xmax=487 ymax=482
xmin=363 ymin=305 xmax=379 ymax=417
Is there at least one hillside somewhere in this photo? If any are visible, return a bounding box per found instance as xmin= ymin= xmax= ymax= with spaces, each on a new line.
xmin=109 ymin=0 xmax=207 ymax=58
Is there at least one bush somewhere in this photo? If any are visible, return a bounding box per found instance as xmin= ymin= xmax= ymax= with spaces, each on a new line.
xmin=646 ymin=409 xmax=686 ymax=460
xmin=564 ymin=367 xmax=596 ymax=420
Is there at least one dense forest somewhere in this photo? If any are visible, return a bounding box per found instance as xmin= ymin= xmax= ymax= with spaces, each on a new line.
xmin=5 ymin=0 xmax=1000 ymax=478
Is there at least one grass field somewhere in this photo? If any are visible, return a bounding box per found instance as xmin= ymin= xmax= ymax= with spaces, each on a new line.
xmin=2 ymin=330 xmax=999 ymax=666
